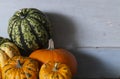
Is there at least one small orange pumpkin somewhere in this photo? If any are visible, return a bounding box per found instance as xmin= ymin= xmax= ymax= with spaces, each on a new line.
xmin=39 ymin=61 xmax=72 ymax=79
xmin=2 ymin=56 xmax=39 ymax=79
xmin=29 ymin=39 xmax=77 ymax=75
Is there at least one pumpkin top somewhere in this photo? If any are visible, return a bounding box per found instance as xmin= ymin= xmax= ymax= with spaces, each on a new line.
xmin=40 ymin=61 xmax=72 ymax=79
xmin=15 ymin=8 xmax=44 ymax=19
xmin=0 ymin=37 xmax=10 ymax=45
xmin=2 ymin=56 xmax=39 ymax=79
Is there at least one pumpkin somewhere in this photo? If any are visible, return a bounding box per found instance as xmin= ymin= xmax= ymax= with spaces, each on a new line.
xmin=0 ymin=69 xmax=1 ymax=79
xmin=29 ymin=39 xmax=77 ymax=75
xmin=40 ymin=61 xmax=72 ymax=79
xmin=2 ymin=56 xmax=39 ymax=79
xmin=0 ymin=37 xmax=20 ymax=68
xmin=8 ymin=8 xmax=52 ymax=52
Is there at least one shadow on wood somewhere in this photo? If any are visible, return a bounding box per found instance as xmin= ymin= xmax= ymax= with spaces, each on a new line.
xmin=45 ymin=12 xmax=115 ymax=78
xmin=45 ymin=12 xmax=78 ymax=49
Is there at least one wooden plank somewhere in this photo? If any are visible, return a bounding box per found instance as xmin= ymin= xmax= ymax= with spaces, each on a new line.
xmin=0 ymin=0 xmax=120 ymax=47
xmin=71 ymin=48 xmax=120 ymax=78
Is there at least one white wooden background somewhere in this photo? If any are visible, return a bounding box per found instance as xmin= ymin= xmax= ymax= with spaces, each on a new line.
xmin=1 ymin=0 xmax=120 ymax=78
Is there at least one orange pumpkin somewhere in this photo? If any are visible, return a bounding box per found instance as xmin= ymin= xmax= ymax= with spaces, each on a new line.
xmin=29 ymin=39 xmax=77 ymax=75
xmin=0 ymin=69 xmax=1 ymax=79
xmin=40 ymin=61 xmax=72 ymax=79
xmin=2 ymin=56 xmax=39 ymax=79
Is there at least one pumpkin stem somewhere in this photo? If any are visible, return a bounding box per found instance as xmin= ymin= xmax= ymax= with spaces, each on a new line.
xmin=17 ymin=59 xmax=22 ymax=68
xmin=52 ymin=63 xmax=58 ymax=72
xmin=48 ymin=39 xmax=55 ymax=50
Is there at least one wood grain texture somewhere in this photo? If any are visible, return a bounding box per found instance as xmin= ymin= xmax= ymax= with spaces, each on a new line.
xmin=0 ymin=0 xmax=120 ymax=48
xmin=71 ymin=48 xmax=120 ymax=78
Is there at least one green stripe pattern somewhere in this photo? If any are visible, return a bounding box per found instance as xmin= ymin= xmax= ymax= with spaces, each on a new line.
xmin=8 ymin=8 xmax=52 ymax=52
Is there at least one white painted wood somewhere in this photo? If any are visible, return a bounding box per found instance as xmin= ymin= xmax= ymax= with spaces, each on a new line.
xmin=72 ymin=48 xmax=120 ymax=78
xmin=0 ymin=0 xmax=120 ymax=48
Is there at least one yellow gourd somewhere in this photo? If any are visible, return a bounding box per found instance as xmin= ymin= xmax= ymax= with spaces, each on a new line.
xmin=39 ymin=61 xmax=72 ymax=79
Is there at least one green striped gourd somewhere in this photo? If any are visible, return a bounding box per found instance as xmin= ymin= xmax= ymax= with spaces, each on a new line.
xmin=8 ymin=8 xmax=52 ymax=52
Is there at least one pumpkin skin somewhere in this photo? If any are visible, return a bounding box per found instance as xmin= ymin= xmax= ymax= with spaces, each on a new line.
xmin=29 ymin=39 xmax=77 ymax=75
xmin=40 ymin=61 xmax=72 ymax=79
xmin=8 ymin=8 xmax=52 ymax=52
xmin=0 ymin=37 xmax=20 ymax=68
xmin=2 ymin=56 xmax=39 ymax=79
xmin=0 ymin=69 xmax=1 ymax=79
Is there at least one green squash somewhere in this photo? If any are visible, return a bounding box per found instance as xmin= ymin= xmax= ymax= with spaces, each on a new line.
xmin=0 ymin=37 xmax=10 ymax=44
xmin=8 ymin=8 xmax=52 ymax=52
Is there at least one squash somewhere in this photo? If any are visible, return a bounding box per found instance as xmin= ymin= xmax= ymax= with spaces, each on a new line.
xmin=0 ymin=37 xmax=20 ymax=68
xmin=0 ymin=69 xmax=1 ymax=79
xmin=2 ymin=56 xmax=39 ymax=79
xmin=8 ymin=8 xmax=52 ymax=52
xmin=40 ymin=61 xmax=72 ymax=79
xmin=29 ymin=39 xmax=77 ymax=75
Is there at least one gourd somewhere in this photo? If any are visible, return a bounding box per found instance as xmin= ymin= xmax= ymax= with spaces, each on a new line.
xmin=29 ymin=39 xmax=77 ymax=75
xmin=0 ymin=69 xmax=1 ymax=79
xmin=2 ymin=56 xmax=39 ymax=79
xmin=39 ymin=61 xmax=72 ymax=79
xmin=0 ymin=37 xmax=20 ymax=68
xmin=8 ymin=8 xmax=52 ymax=52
